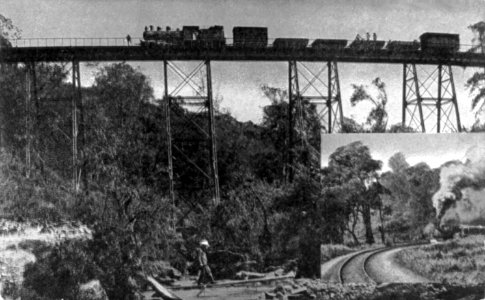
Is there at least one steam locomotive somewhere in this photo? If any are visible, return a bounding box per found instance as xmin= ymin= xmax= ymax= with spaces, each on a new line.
xmin=141 ymin=25 xmax=461 ymax=54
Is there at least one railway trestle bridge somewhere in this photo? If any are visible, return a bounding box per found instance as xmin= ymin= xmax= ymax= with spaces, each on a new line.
xmin=1 ymin=42 xmax=484 ymax=222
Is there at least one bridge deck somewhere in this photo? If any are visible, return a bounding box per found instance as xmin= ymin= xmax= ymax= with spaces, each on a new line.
xmin=0 ymin=46 xmax=484 ymax=66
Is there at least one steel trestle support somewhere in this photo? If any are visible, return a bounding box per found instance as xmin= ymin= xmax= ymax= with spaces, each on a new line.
xmin=287 ymin=60 xmax=343 ymax=181
xmin=163 ymin=60 xmax=220 ymax=225
xmin=71 ymin=60 xmax=83 ymax=192
xmin=25 ymin=62 xmax=35 ymax=178
xmin=402 ymin=63 xmax=461 ymax=133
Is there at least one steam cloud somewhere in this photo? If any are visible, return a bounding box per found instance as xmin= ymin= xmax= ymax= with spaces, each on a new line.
xmin=432 ymin=145 xmax=485 ymax=225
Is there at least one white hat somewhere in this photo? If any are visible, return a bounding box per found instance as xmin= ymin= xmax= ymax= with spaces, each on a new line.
xmin=200 ymin=239 xmax=209 ymax=247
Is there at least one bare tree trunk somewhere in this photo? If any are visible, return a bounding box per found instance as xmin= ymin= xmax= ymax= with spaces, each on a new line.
xmin=362 ymin=203 xmax=374 ymax=244
xmin=378 ymin=203 xmax=385 ymax=244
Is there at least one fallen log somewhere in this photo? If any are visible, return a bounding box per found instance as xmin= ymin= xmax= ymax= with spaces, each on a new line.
xmin=146 ymin=276 xmax=182 ymax=300
xmin=170 ymin=273 xmax=296 ymax=291
xmin=234 ymin=270 xmax=267 ymax=280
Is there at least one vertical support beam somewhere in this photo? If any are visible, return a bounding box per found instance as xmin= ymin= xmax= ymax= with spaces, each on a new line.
xmin=72 ymin=60 xmax=80 ymax=192
xmin=448 ymin=66 xmax=461 ymax=132
xmin=0 ymin=63 xmax=3 ymax=149
xmin=25 ymin=63 xmax=32 ymax=178
xmin=205 ymin=60 xmax=220 ymax=206
xmin=414 ymin=64 xmax=425 ymax=133
xmin=402 ymin=64 xmax=406 ymax=127
xmin=437 ymin=64 xmax=442 ymax=133
xmin=334 ymin=62 xmax=344 ymax=128
xmin=287 ymin=61 xmax=295 ymax=182
xmin=327 ymin=61 xmax=332 ymax=133
xmin=77 ymin=63 xmax=87 ymax=188
xmin=404 ymin=64 xmax=425 ymax=132
xmin=163 ymin=60 xmax=175 ymax=226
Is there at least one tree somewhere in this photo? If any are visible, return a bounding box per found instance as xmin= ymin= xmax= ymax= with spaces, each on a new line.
xmin=0 ymin=13 xmax=21 ymax=47
xmin=388 ymin=152 xmax=410 ymax=174
xmin=260 ymin=84 xmax=321 ymax=182
xmin=380 ymin=159 xmax=439 ymax=241
xmin=349 ymin=77 xmax=388 ymax=132
xmin=327 ymin=141 xmax=383 ymax=244
xmin=467 ymin=22 xmax=485 ymax=119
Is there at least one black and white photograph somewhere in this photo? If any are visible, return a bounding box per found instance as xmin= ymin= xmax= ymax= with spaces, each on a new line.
xmin=1 ymin=0 xmax=485 ymax=299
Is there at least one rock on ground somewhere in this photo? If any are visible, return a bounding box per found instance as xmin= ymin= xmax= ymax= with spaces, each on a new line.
xmin=78 ymin=279 xmax=109 ymax=300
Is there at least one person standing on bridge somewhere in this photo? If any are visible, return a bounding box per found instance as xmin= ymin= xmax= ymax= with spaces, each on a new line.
xmin=126 ymin=34 xmax=132 ymax=46
xmin=196 ymin=239 xmax=215 ymax=286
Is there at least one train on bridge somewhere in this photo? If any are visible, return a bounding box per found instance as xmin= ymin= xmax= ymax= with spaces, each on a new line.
xmin=141 ymin=25 xmax=460 ymax=54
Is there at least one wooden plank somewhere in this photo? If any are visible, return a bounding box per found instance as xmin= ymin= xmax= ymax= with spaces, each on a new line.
xmin=146 ymin=276 xmax=182 ymax=300
xmin=170 ymin=273 xmax=296 ymax=291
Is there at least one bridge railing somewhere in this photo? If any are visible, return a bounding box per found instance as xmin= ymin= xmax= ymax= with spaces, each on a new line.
xmin=10 ymin=37 xmax=143 ymax=48
xmin=7 ymin=37 xmax=479 ymax=53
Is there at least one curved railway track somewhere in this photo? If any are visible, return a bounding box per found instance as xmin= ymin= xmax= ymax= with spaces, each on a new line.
xmin=338 ymin=243 xmax=427 ymax=284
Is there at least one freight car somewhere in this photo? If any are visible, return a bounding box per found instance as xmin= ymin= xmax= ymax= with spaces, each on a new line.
xmin=311 ymin=39 xmax=347 ymax=50
xmin=233 ymin=27 xmax=268 ymax=48
xmin=419 ymin=32 xmax=459 ymax=54
xmin=273 ymin=38 xmax=309 ymax=49
xmin=348 ymin=40 xmax=386 ymax=52
xmin=386 ymin=40 xmax=420 ymax=53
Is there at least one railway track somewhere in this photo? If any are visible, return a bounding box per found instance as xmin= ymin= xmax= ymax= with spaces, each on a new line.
xmin=338 ymin=243 xmax=427 ymax=284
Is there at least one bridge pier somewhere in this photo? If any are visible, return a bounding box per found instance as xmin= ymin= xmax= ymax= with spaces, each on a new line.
xmin=163 ymin=60 xmax=220 ymax=226
xmin=287 ymin=61 xmax=343 ymax=181
xmin=24 ymin=62 xmax=35 ymax=178
xmin=402 ymin=64 xmax=461 ymax=133
xmin=71 ymin=60 xmax=83 ymax=192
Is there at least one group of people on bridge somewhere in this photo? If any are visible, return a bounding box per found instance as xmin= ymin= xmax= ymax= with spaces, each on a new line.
xmin=355 ymin=32 xmax=377 ymax=41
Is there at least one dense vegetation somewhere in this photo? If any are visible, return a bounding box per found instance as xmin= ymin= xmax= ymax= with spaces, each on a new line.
xmin=395 ymin=235 xmax=485 ymax=285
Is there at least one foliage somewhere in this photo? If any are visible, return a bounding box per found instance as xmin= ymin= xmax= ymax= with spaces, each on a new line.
xmin=320 ymin=244 xmax=353 ymax=263
xmin=260 ymin=84 xmax=321 ymax=181
xmin=395 ymin=235 xmax=485 ymax=284
xmin=22 ymin=240 xmax=99 ymax=300
xmin=0 ymin=149 xmax=74 ymax=222
xmin=326 ymin=141 xmax=383 ymax=244
xmin=380 ymin=156 xmax=439 ymax=241
xmin=349 ymin=77 xmax=388 ymax=132
xmin=0 ymin=13 xmax=21 ymax=47
xmin=467 ymin=22 xmax=485 ymax=119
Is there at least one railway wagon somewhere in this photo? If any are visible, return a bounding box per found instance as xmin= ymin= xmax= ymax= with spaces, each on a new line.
xmin=311 ymin=39 xmax=348 ymax=50
xmin=233 ymin=27 xmax=268 ymax=48
xmin=197 ymin=25 xmax=225 ymax=48
xmin=273 ymin=38 xmax=309 ymax=49
xmin=386 ymin=41 xmax=420 ymax=52
xmin=348 ymin=40 xmax=386 ymax=51
xmin=420 ymin=32 xmax=459 ymax=53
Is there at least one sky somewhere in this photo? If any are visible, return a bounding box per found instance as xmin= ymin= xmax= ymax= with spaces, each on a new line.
xmin=2 ymin=0 xmax=485 ymax=167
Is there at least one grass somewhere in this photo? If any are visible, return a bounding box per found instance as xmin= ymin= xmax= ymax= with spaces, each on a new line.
xmin=395 ymin=235 xmax=485 ymax=284
xmin=320 ymin=244 xmax=354 ymax=263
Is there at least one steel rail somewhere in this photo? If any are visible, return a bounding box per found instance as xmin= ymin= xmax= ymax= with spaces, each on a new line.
xmin=339 ymin=242 xmax=429 ymax=284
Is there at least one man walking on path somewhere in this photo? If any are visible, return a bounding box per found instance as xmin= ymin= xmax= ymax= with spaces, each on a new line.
xmin=196 ymin=239 xmax=215 ymax=286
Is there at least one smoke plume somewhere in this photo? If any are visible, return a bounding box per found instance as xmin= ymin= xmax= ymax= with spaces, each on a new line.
xmin=432 ymin=145 xmax=485 ymax=225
